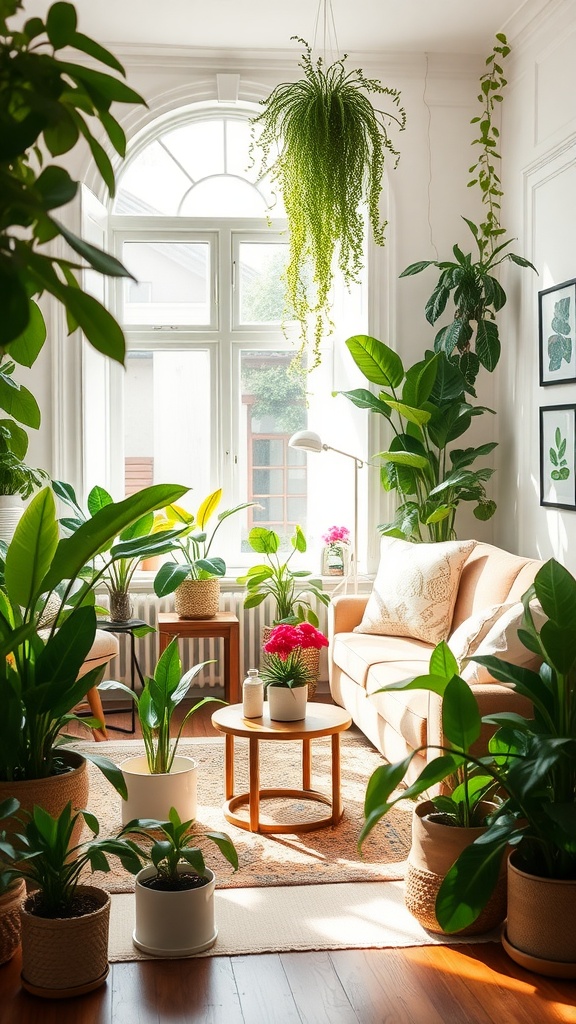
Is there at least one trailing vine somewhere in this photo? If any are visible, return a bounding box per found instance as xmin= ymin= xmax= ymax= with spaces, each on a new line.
xmin=468 ymin=33 xmax=511 ymax=257
xmin=251 ymin=38 xmax=406 ymax=369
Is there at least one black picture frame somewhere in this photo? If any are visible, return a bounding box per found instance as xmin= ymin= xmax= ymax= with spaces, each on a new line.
xmin=540 ymin=404 xmax=576 ymax=510
xmin=539 ymin=279 xmax=576 ymax=386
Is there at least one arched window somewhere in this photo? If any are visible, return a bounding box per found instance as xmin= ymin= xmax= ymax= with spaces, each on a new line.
xmin=87 ymin=106 xmax=367 ymax=567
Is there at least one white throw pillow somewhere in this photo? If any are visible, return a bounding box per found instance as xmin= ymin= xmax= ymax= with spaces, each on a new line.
xmin=354 ymin=537 xmax=476 ymax=646
xmin=449 ymin=602 xmax=516 ymax=664
xmin=461 ymin=600 xmax=547 ymax=684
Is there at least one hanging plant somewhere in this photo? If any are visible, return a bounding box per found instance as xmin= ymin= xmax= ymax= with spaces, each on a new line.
xmin=251 ymin=38 xmax=406 ymax=369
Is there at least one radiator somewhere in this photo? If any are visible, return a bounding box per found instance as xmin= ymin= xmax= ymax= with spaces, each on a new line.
xmin=102 ymin=591 xmax=328 ymax=692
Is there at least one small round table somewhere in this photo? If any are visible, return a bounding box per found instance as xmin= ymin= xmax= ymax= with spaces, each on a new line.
xmin=211 ymin=703 xmax=352 ymax=834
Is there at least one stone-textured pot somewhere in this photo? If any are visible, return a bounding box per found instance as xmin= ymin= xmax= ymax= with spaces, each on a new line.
xmin=133 ymin=864 xmax=217 ymax=956
xmin=0 ymin=750 xmax=89 ymax=850
xmin=502 ymin=852 xmax=576 ymax=977
xmin=175 ymin=578 xmax=220 ymax=619
xmin=405 ymin=800 xmax=507 ymax=935
xmin=120 ymin=754 xmax=198 ymax=825
xmin=0 ymin=878 xmax=25 ymax=965
xmin=266 ymin=684 xmax=307 ymax=722
xmin=20 ymin=885 xmax=110 ymax=997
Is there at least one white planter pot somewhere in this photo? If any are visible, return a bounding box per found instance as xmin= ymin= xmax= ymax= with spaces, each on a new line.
xmin=0 ymin=496 xmax=24 ymax=545
xmin=133 ymin=864 xmax=217 ymax=956
xmin=267 ymin=684 xmax=307 ymax=722
xmin=120 ymin=754 xmax=198 ymax=825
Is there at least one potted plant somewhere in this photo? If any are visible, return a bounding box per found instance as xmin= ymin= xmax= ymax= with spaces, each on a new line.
xmin=100 ymin=637 xmax=223 ymax=823
xmin=261 ymin=622 xmax=328 ymax=721
xmin=321 ymin=525 xmax=351 ymax=576
xmin=0 ymin=797 xmax=25 ymax=966
xmin=0 ymin=420 xmax=48 ymax=543
xmin=53 ymin=481 xmax=186 ymax=622
xmin=360 ymin=558 xmax=576 ymax=975
xmin=0 ymin=481 xmax=188 ymax=841
xmin=250 ymin=37 xmax=406 ymax=368
xmin=11 ymin=801 xmax=145 ymax=997
xmin=121 ymin=806 xmax=238 ymax=956
xmin=153 ymin=489 xmax=255 ymax=618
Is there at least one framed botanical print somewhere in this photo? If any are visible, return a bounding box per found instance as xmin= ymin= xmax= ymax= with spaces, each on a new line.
xmin=539 ymin=279 xmax=576 ymax=386
xmin=540 ymin=405 xmax=576 ymax=510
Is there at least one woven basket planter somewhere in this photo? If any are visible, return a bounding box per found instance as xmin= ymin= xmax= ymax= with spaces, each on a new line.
xmin=502 ymin=853 xmax=576 ymax=977
xmin=405 ymin=800 xmax=507 ymax=936
xmin=20 ymin=885 xmax=110 ymax=998
xmin=0 ymin=879 xmax=25 ymax=966
xmin=0 ymin=750 xmax=88 ymax=851
xmin=174 ymin=579 xmax=220 ymax=619
xmin=261 ymin=626 xmax=319 ymax=700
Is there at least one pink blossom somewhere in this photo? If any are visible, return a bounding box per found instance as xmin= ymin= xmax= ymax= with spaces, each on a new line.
xmin=296 ymin=622 xmax=329 ymax=650
xmin=321 ymin=525 xmax=351 ymax=545
xmin=263 ymin=622 xmax=328 ymax=658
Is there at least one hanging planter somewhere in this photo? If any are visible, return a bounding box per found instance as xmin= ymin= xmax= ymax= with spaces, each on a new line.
xmin=251 ymin=37 xmax=406 ymax=368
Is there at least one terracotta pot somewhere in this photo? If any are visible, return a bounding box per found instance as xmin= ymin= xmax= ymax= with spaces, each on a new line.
xmin=174 ymin=578 xmax=220 ymax=619
xmin=20 ymin=885 xmax=110 ymax=997
xmin=405 ymin=800 xmax=507 ymax=935
xmin=266 ymin=683 xmax=307 ymax=722
xmin=502 ymin=852 xmax=576 ymax=977
xmin=0 ymin=750 xmax=89 ymax=850
xmin=133 ymin=865 xmax=217 ymax=955
xmin=120 ymin=754 xmax=198 ymax=825
xmin=0 ymin=878 xmax=25 ymax=965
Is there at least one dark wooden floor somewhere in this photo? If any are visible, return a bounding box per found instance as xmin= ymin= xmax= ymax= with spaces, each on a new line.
xmin=2 ymin=697 xmax=576 ymax=1023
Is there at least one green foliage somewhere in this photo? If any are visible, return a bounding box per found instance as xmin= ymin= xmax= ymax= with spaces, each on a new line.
xmin=0 ymin=482 xmax=188 ymax=781
xmin=237 ymin=525 xmax=329 ymax=624
xmin=546 ymin=296 xmax=572 ymax=372
xmin=100 ymin=639 xmax=222 ymax=774
xmin=341 ymin=334 xmax=497 ymax=542
xmin=549 ymin=427 xmax=570 ymax=482
xmin=153 ymin=489 xmax=256 ymax=595
xmin=0 ymin=0 xmax=146 ymax=460
xmin=400 ymin=36 xmax=536 ymax=390
xmin=8 ymin=801 xmax=144 ymax=916
xmin=119 ymin=805 xmax=238 ymax=883
xmin=251 ymin=37 xmax=406 ymax=368
xmin=0 ymin=418 xmax=48 ymax=496
xmin=242 ymin=362 xmax=307 ymax=435
xmin=361 ymin=558 xmax=576 ymax=933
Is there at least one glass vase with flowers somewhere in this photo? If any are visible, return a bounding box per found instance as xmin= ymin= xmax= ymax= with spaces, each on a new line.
xmin=262 ymin=623 xmax=328 ymax=720
xmin=321 ymin=525 xmax=351 ymax=577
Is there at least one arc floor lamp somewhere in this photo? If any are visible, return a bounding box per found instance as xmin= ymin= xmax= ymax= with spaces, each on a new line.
xmin=288 ymin=430 xmax=364 ymax=586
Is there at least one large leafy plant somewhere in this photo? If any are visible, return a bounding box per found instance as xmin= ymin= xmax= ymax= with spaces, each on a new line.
xmin=251 ymin=37 xmax=406 ymax=368
xmin=340 ymin=334 xmax=497 ymax=542
xmin=238 ymin=525 xmax=329 ymax=625
xmin=0 ymin=0 xmax=146 ymax=470
xmin=400 ymin=35 xmax=535 ymax=392
xmin=0 ymin=481 xmax=187 ymax=782
xmin=100 ymin=638 xmax=221 ymax=775
xmin=361 ymin=557 xmax=576 ymax=934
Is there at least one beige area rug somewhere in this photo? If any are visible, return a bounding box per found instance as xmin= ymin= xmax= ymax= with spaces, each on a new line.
xmin=71 ymin=735 xmax=411 ymax=890
xmin=107 ymin=883 xmax=500 ymax=961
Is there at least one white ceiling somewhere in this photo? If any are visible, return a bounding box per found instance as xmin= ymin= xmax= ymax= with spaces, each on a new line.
xmin=16 ymin=0 xmax=546 ymax=54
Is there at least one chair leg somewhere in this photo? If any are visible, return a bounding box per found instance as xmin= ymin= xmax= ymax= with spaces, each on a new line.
xmin=86 ymin=685 xmax=108 ymax=741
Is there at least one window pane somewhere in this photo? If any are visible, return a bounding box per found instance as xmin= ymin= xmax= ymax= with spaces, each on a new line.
xmin=163 ymin=121 xmax=224 ymax=181
xmin=253 ymin=468 xmax=283 ymax=495
xmin=253 ymin=498 xmax=283 ymax=522
xmin=121 ymin=241 xmax=210 ymax=326
xmin=114 ymin=141 xmax=191 ymax=216
xmin=124 ymin=350 xmax=212 ymax=499
xmin=179 ymin=176 xmax=267 ymax=217
xmin=253 ymin=438 xmax=283 ymax=466
xmin=239 ymin=242 xmax=290 ymax=324
xmin=287 ymin=468 xmax=306 ymax=495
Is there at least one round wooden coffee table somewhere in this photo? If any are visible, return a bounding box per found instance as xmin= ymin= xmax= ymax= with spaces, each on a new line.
xmin=211 ymin=703 xmax=352 ymax=834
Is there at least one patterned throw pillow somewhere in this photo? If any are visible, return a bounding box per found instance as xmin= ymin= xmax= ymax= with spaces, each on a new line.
xmin=354 ymin=537 xmax=476 ymax=646
xmin=461 ymin=600 xmax=547 ymax=684
xmin=448 ymin=602 xmax=516 ymax=664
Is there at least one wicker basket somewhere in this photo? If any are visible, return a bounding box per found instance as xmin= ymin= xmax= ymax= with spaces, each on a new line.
xmin=0 ymin=750 xmax=89 ymax=852
xmin=20 ymin=886 xmax=111 ymax=997
xmin=261 ymin=626 xmax=319 ymax=700
xmin=0 ymin=879 xmax=25 ymax=966
xmin=174 ymin=579 xmax=220 ymax=619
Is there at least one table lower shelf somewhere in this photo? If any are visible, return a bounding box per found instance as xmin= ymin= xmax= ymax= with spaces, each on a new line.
xmin=223 ymin=787 xmax=340 ymax=834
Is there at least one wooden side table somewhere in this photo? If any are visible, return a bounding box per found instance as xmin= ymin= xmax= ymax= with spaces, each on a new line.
xmin=211 ymin=703 xmax=352 ymax=834
xmin=157 ymin=611 xmax=240 ymax=704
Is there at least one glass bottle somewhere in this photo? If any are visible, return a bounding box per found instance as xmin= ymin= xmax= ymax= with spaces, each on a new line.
xmin=242 ymin=668 xmax=263 ymax=718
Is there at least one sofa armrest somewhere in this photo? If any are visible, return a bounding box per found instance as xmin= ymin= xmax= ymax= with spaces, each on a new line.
xmin=426 ymin=682 xmax=533 ymax=762
xmin=328 ymin=594 xmax=370 ymax=638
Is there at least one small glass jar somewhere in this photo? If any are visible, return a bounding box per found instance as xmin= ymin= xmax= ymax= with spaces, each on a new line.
xmin=242 ymin=668 xmax=263 ymax=718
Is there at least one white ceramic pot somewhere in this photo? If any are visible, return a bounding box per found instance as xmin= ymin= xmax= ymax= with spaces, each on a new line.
xmin=133 ymin=864 xmax=217 ymax=956
xmin=267 ymin=684 xmax=307 ymax=722
xmin=120 ymin=754 xmax=198 ymax=825
xmin=0 ymin=496 xmax=24 ymax=545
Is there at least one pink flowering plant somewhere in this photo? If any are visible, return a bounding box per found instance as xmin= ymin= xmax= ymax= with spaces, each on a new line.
xmin=261 ymin=623 xmax=328 ymax=689
xmin=321 ymin=525 xmax=351 ymax=547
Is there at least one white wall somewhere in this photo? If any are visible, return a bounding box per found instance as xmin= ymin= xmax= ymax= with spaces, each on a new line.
xmin=499 ymin=0 xmax=576 ymax=568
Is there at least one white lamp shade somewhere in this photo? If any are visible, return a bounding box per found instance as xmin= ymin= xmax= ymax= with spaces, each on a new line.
xmin=288 ymin=430 xmax=323 ymax=453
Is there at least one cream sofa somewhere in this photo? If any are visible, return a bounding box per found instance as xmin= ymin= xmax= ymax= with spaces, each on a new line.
xmin=328 ymin=542 xmax=543 ymax=780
